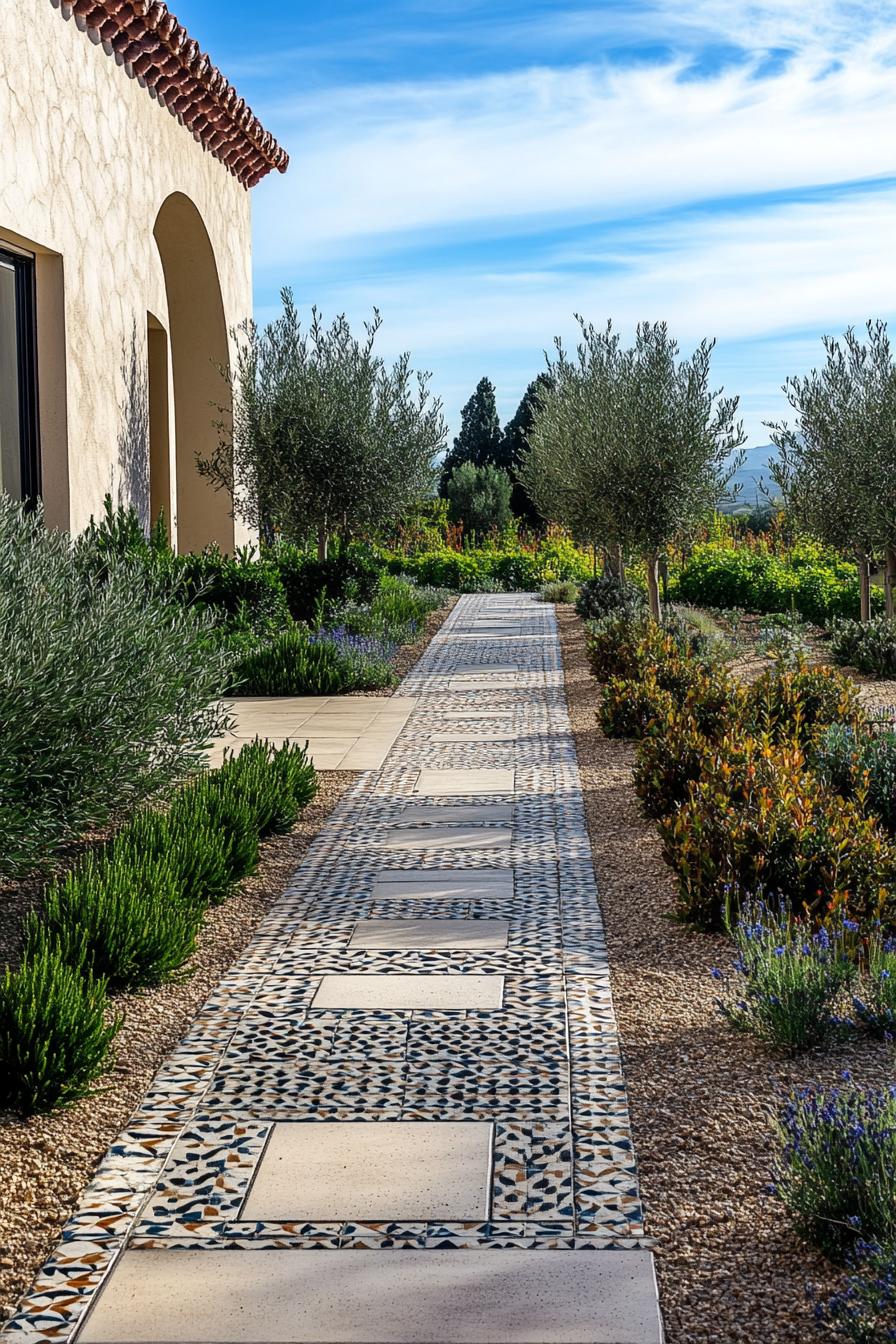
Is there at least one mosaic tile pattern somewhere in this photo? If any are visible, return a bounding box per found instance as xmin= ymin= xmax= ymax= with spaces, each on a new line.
xmin=1 ymin=595 xmax=655 ymax=1343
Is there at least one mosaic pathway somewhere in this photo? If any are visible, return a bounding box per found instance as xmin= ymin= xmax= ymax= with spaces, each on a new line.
xmin=3 ymin=595 xmax=663 ymax=1344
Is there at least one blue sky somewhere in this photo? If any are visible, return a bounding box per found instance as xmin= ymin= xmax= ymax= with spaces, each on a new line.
xmin=172 ymin=0 xmax=896 ymax=449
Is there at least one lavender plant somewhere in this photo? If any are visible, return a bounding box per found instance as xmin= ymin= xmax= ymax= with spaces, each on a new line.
xmin=712 ymin=901 xmax=857 ymax=1052
xmin=812 ymin=1241 xmax=896 ymax=1343
xmin=854 ymin=929 xmax=896 ymax=1039
xmin=771 ymin=1080 xmax=896 ymax=1256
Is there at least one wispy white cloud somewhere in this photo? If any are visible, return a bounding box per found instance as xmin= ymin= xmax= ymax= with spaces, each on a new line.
xmin=255 ymin=27 xmax=896 ymax=264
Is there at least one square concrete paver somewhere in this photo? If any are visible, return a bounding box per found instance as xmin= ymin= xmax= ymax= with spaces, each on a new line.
xmin=350 ymin=919 xmax=510 ymax=950
xmin=452 ymin=663 xmax=519 ymax=677
xmin=241 ymin=1122 xmax=493 ymax=1222
xmin=378 ymin=826 xmax=511 ymax=852
xmin=432 ymin=732 xmax=517 ymax=744
xmin=208 ymin=696 xmax=417 ymax=770
xmin=371 ymin=869 xmax=514 ymax=900
xmin=311 ymin=974 xmax=504 ymax=1009
xmin=414 ymin=769 xmax=516 ymax=796
xmin=79 ymin=1248 xmax=663 ymax=1343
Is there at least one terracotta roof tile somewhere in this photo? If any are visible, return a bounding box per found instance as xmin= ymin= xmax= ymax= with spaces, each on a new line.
xmin=62 ymin=0 xmax=288 ymax=188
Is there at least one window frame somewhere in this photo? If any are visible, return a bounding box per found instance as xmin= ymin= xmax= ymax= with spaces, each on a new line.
xmin=0 ymin=245 xmax=41 ymax=503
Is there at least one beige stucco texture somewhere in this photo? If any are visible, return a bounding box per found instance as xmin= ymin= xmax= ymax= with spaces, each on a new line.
xmin=0 ymin=0 xmax=257 ymax=549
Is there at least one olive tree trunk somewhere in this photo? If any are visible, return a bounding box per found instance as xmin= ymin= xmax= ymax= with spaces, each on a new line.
xmin=645 ymin=552 xmax=661 ymax=622
xmin=317 ymin=526 xmax=329 ymax=562
xmin=858 ymin=553 xmax=871 ymax=622
xmin=886 ymin=545 xmax=896 ymax=620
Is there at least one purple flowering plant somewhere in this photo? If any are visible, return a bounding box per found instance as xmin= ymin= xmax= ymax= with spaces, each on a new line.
xmin=771 ymin=1078 xmax=896 ymax=1258
xmin=811 ymin=1239 xmax=896 ymax=1343
xmin=853 ymin=927 xmax=896 ymax=1041
xmin=712 ymin=898 xmax=858 ymax=1052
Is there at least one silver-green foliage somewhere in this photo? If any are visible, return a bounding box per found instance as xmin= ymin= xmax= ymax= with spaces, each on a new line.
xmin=0 ymin=496 xmax=233 ymax=876
xmin=521 ymin=319 xmax=744 ymax=614
xmin=445 ymin=462 xmax=513 ymax=537
xmin=199 ymin=291 xmax=446 ymax=556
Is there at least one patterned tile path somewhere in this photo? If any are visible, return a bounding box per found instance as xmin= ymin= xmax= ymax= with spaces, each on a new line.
xmin=3 ymin=595 xmax=663 ymax=1344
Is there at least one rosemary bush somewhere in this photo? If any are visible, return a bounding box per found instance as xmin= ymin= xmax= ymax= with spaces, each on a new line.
xmin=32 ymin=848 xmax=205 ymax=991
xmin=0 ymin=942 xmax=121 ymax=1114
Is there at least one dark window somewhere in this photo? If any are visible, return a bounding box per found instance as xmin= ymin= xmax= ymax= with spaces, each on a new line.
xmin=0 ymin=246 xmax=40 ymax=502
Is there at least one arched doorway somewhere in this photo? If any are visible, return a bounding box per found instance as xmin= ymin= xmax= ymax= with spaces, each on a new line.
xmin=153 ymin=194 xmax=234 ymax=553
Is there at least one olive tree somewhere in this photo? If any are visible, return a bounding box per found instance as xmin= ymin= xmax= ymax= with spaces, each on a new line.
xmin=199 ymin=291 xmax=445 ymax=558
xmin=769 ymin=322 xmax=896 ymax=620
xmin=522 ymin=319 xmax=744 ymax=617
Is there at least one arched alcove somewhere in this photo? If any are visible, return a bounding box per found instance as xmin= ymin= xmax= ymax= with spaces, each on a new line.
xmin=153 ymin=193 xmax=234 ymax=553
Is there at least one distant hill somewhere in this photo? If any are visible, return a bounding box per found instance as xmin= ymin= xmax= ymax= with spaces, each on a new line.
xmin=720 ymin=443 xmax=781 ymax=513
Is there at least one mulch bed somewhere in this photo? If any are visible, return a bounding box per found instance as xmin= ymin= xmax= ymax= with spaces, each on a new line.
xmin=555 ymin=603 xmax=893 ymax=1344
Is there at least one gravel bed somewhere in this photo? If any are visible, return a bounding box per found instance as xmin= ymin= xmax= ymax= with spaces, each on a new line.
xmin=0 ymin=771 xmax=356 ymax=1324
xmin=555 ymin=603 xmax=893 ymax=1344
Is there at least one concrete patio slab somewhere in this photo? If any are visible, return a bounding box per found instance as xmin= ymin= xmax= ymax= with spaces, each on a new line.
xmin=208 ymin=695 xmax=418 ymax=770
xmin=79 ymin=1248 xmax=663 ymax=1343
xmin=311 ymin=974 xmax=505 ymax=1009
xmin=349 ymin=919 xmax=510 ymax=949
xmin=241 ymin=1121 xmax=493 ymax=1222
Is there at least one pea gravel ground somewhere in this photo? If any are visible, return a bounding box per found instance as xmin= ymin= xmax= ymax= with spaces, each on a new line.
xmin=555 ymin=602 xmax=893 ymax=1344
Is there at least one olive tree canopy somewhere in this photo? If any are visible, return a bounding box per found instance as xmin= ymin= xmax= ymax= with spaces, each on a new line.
xmin=769 ymin=321 xmax=896 ymax=619
xmin=199 ymin=291 xmax=445 ymax=557
xmin=522 ymin=318 xmax=744 ymax=616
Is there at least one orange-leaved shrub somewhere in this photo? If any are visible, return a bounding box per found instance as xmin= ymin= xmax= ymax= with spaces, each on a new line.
xmin=659 ymin=738 xmax=896 ymax=930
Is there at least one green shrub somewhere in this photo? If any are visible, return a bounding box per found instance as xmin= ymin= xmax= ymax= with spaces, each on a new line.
xmin=213 ymin=740 xmax=317 ymax=838
xmin=830 ymin=616 xmax=896 ymax=678
xmin=539 ymin=579 xmax=580 ymax=604
xmin=122 ymin=805 xmax=233 ymax=907
xmin=0 ymin=497 xmax=233 ymax=877
xmin=661 ymin=739 xmax=896 ymax=930
xmin=634 ymin=712 xmax=716 ymax=818
xmin=584 ymin=612 xmax=653 ymax=680
xmin=674 ymin=539 xmax=883 ymax=624
xmin=391 ymin=531 xmax=591 ymax=592
xmin=445 ymin=462 xmax=513 ymax=537
xmin=33 ymin=847 xmax=205 ymax=990
xmin=175 ymin=546 xmax=291 ymax=636
xmin=600 ymin=674 xmax=675 ymax=740
xmin=812 ymin=727 xmax=896 ymax=836
xmin=772 ymin=1081 xmax=896 ymax=1256
xmin=271 ymin=543 xmax=384 ymax=623
xmin=747 ymin=659 xmax=862 ymax=744
xmin=335 ymin=575 xmax=447 ymax=643
xmin=170 ymin=771 xmax=261 ymax=883
xmin=713 ymin=901 xmax=856 ymax=1052
xmin=228 ymin=627 xmax=395 ymax=695
xmin=0 ymin=942 xmax=121 ymax=1115
xmin=575 ymin=572 xmax=646 ymax=622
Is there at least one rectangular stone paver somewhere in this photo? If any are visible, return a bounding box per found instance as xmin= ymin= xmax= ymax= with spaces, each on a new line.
xmin=311 ymin=974 xmax=505 ymax=1009
xmin=378 ymin=826 xmax=511 ymax=852
xmin=349 ymin=919 xmax=510 ymax=950
xmin=241 ymin=1122 xmax=493 ymax=1222
xmin=414 ymin=769 xmax=515 ymax=796
xmin=371 ymin=869 xmax=514 ymax=900
xmin=208 ymin=696 xmax=417 ymax=770
xmin=79 ymin=1249 xmax=663 ymax=1343
xmin=399 ymin=804 xmax=514 ymax=824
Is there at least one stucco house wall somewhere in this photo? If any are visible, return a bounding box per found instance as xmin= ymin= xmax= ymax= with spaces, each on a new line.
xmin=0 ymin=0 xmax=285 ymax=550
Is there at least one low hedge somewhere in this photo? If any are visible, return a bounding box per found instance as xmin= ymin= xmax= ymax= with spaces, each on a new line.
xmin=673 ymin=540 xmax=884 ymax=624
xmin=2 ymin=741 xmax=317 ymax=1115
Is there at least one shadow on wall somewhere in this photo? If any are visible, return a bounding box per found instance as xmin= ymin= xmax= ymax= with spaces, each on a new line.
xmin=114 ymin=321 xmax=149 ymax=525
